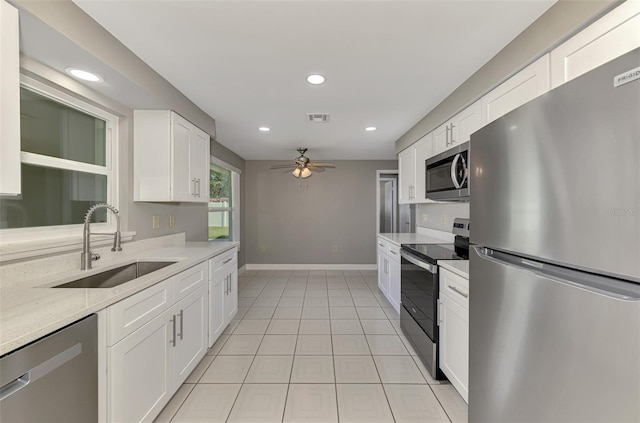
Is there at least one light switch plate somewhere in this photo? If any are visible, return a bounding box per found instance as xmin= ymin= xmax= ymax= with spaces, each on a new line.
xmin=169 ymin=214 xmax=175 ymax=228
xmin=152 ymin=215 xmax=160 ymax=229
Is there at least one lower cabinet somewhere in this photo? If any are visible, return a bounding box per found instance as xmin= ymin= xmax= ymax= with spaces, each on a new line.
xmin=376 ymin=236 xmax=401 ymax=313
xmin=438 ymin=267 xmax=469 ymax=403
xmin=208 ymin=247 xmax=238 ymax=347
xmin=106 ymin=262 xmax=209 ymax=423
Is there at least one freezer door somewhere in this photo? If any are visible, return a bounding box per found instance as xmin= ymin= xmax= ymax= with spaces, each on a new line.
xmin=469 ymin=247 xmax=640 ymax=423
xmin=470 ymin=47 xmax=640 ymax=282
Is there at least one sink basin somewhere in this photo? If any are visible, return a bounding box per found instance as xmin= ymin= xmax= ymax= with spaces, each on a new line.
xmin=53 ymin=261 xmax=177 ymax=289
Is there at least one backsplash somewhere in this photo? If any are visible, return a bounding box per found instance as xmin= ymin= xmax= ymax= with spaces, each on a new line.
xmin=416 ymin=202 xmax=470 ymax=232
xmin=0 ymin=233 xmax=186 ymax=287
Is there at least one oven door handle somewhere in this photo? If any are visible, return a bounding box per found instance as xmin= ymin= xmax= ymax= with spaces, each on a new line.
xmin=400 ymin=249 xmax=437 ymax=273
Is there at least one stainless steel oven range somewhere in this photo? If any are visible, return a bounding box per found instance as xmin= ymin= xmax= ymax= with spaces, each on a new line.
xmin=400 ymin=218 xmax=469 ymax=380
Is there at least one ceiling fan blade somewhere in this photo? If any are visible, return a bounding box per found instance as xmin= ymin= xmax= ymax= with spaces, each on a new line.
xmin=308 ymin=166 xmax=325 ymax=172
xmin=309 ymin=162 xmax=335 ymax=168
xmin=269 ymin=164 xmax=297 ymax=169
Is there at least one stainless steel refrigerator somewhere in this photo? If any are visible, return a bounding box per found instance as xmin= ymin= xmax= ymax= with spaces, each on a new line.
xmin=469 ymin=47 xmax=640 ymax=422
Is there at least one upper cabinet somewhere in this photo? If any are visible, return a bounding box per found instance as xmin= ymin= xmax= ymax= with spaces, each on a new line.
xmin=134 ymin=110 xmax=210 ymax=203
xmin=550 ymin=0 xmax=640 ymax=89
xmin=433 ymin=101 xmax=481 ymax=157
xmin=0 ymin=0 xmax=21 ymax=196
xmin=398 ymin=133 xmax=434 ymax=204
xmin=481 ymin=54 xmax=550 ymax=125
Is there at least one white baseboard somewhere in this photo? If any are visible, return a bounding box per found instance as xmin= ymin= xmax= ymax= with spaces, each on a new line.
xmin=245 ymin=264 xmax=377 ymax=271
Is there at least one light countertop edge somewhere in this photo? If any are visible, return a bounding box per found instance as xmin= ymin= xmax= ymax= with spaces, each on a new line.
xmin=439 ymin=260 xmax=470 ymax=279
xmin=0 ymin=241 xmax=238 ymax=356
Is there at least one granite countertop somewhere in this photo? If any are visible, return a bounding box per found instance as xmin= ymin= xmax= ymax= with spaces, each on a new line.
xmin=439 ymin=260 xmax=470 ymax=279
xmin=0 ymin=242 xmax=237 ymax=356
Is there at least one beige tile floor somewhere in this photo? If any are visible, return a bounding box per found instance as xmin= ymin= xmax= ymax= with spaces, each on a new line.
xmin=154 ymin=269 xmax=468 ymax=423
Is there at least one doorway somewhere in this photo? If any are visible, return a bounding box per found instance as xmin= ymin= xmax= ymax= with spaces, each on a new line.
xmin=376 ymin=171 xmax=414 ymax=234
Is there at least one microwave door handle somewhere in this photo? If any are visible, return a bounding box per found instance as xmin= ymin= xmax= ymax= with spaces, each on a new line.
xmin=451 ymin=153 xmax=462 ymax=189
xmin=460 ymin=154 xmax=468 ymax=187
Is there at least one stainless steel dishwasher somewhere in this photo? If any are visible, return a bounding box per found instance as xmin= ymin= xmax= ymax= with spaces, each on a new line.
xmin=0 ymin=314 xmax=97 ymax=422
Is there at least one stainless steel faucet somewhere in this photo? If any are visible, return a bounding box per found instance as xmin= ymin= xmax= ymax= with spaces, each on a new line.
xmin=81 ymin=203 xmax=122 ymax=270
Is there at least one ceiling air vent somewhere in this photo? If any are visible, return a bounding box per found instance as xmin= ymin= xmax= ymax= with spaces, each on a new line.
xmin=307 ymin=113 xmax=330 ymax=123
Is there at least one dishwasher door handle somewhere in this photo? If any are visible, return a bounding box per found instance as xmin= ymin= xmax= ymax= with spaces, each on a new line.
xmin=0 ymin=343 xmax=81 ymax=402
xmin=0 ymin=373 xmax=30 ymax=401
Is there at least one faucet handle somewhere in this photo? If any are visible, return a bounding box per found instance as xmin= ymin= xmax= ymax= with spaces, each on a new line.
xmin=92 ymin=253 xmax=101 ymax=261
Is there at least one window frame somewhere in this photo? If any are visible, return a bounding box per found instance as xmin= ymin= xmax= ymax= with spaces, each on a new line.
xmin=0 ymin=74 xmax=119 ymax=242
xmin=208 ymin=156 xmax=240 ymax=243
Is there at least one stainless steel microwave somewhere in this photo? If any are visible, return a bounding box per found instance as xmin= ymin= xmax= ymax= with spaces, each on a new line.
xmin=425 ymin=141 xmax=469 ymax=201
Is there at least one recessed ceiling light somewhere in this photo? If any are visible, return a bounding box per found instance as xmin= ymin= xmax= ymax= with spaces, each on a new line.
xmin=306 ymin=74 xmax=326 ymax=85
xmin=258 ymin=127 xmax=271 ymax=132
xmin=365 ymin=126 xmax=377 ymax=132
xmin=65 ymin=68 xmax=103 ymax=82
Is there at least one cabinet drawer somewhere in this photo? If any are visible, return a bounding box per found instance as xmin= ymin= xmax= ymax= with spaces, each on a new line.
xmin=377 ymin=237 xmax=389 ymax=251
xmin=387 ymin=243 xmax=401 ymax=262
xmin=174 ymin=262 xmax=208 ymax=302
xmin=107 ymin=278 xmax=174 ymax=346
xmin=208 ymin=248 xmax=237 ymax=276
xmin=439 ymin=267 xmax=469 ymax=309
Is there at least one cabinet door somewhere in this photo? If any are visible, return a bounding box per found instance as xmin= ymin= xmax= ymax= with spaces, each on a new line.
xmin=171 ymin=112 xmax=195 ymax=202
xmin=439 ymin=294 xmax=469 ymax=403
xmin=223 ymin=267 xmax=239 ymax=324
xmin=432 ymin=123 xmax=449 ymax=157
xmin=550 ymin=1 xmax=640 ymax=89
xmin=377 ymin=249 xmax=389 ymax=296
xmin=209 ymin=272 xmax=225 ymax=347
xmin=173 ymin=284 xmax=208 ymax=387
xmin=412 ymin=135 xmax=433 ymax=203
xmin=481 ymin=55 xmax=550 ymax=125
xmin=397 ymin=147 xmax=414 ymax=204
xmin=190 ymin=127 xmax=210 ymax=203
xmin=387 ymin=254 xmax=401 ymax=313
xmin=108 ymin=309 xmax=173 ymax=423
xmin=0 ymin=0 xmax=20 ymax=196
xmin=451 ymin=101 xmax=481 ymax=146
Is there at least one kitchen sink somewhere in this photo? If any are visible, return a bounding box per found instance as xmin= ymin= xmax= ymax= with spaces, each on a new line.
xmin=53 ymin=261 xmax=177 ymax=289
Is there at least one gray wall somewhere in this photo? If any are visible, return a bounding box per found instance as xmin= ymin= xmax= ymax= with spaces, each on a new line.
xmin=15 ymin=2 xmax=233 ymax=246
xmin=396 ymin=0 xmax=617 ymax=152
xmin=245 ymin=160 xmax=397 ymax=265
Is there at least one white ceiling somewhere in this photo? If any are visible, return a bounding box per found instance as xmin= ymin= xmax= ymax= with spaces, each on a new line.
xmin=68 ymin=0 xmax=555 ymax=161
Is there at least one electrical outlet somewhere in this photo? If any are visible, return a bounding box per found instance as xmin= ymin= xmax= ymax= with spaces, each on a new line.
xmin=169 ymin=214 xmax=175 ymax=228
xmin=440 ymin=215 xmax=446 ymax=225
xmin=152 ymin=215 xmax=160 ymax=229
xmin=259 ymin=245 xmax=266 ymax=253
xmin=332 ymin=245 xmax=339 ymax=253
xmin=422 ymin=214 xmax=428 ymax=223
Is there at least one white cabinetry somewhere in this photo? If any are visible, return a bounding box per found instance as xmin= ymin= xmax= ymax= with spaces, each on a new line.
xmin=438 ymin=267 xmax=469 ymax=403
xmin=208 ymin=247 xmax=238 ymax=347
xmin=433 ymin=101 xmax=481 ymax=156
xmin=376 ymin=236 xmax=401 ymax=313
xmin=550 ymin=1 xmax=640 ymax=89
xmin=134 ymin=110 xmax=210 ymax=203
xmin=0 ymin=0 xmax=20 ymax=196
xmin=398 ymin=133 xmax=433 ymax=204
xmin=481 ymin=55 xmax=550 ymax=125
xmin=106 ymin=261 xmax=208 ymax=423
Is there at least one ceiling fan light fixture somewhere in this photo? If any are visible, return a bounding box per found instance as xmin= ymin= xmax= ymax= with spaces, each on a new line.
xmin=301 ymin=168 xmax=312 ymax=178
xmin=292 ymin=168 xmax=302 ymax=178
xmin=306 ymin=74 xmax=326 ymax=85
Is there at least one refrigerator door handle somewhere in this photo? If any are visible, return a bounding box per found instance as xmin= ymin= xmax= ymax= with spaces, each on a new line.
xmin=474 ymin=246 xmax=640 ymax=301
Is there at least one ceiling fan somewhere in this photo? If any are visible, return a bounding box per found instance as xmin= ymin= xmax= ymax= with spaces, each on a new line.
xmin=269 ymin=148 xmax=335 ymax=178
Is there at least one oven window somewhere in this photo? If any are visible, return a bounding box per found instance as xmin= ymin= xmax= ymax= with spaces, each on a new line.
xmin=400 ymin=260 xmax=437 ymax=341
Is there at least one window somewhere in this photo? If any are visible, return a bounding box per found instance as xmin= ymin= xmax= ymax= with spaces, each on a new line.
xmin=0 ymin=76 xmax=118 ymax=234
xmin=208 ymin=159 xmax=239 ymax=242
